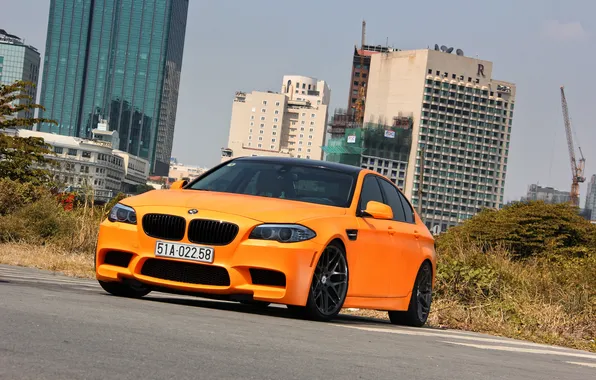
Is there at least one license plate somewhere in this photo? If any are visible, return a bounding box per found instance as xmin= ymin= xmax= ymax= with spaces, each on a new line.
xmin=155 ymin=241 xmax=214 ymax=263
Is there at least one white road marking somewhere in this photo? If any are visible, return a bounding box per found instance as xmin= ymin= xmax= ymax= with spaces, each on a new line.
xmin=441 ymin=341 xmax=596 ymax=360
xmin=334 ymin=324 xmax=577 ymax=351
xmin=566 ymin=361 xmax=596 ymax=368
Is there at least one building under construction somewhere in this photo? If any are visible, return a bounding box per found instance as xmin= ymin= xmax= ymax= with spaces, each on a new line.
xmin=347 ymin=21 xmax=398 ymax=120
xmin=322 ymin=115 xmax=413 ymax=190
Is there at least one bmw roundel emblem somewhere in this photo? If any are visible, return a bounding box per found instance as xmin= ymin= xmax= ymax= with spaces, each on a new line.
xmin=188 ymin=209 xmax=198 ymax=215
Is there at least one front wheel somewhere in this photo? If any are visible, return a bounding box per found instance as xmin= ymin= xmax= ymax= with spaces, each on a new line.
xmin=292 ymin=241 xmax=349 ymax=321
xmin=98 ymin=280 xmax=151 ymax=298
xmin=388 ymin=261 xmax=433 ymax=327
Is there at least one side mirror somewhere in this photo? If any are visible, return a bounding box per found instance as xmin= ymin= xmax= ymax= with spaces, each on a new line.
xmin=363 ymin=201 xmax=393 ymax=220
xmin=170 ymin=180 xmax=188 ymax=190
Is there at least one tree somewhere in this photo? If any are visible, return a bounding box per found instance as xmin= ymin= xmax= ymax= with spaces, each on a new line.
xmin=0 ymin=80 xmax=58 ymax=185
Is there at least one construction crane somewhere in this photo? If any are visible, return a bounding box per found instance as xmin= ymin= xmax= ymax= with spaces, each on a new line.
xmin=560 ymin=86 xmax=586 ymax=207
xmin=354 ymin=20 xmax=366 ymax=125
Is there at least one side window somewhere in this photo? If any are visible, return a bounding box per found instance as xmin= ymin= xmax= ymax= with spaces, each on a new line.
xmin=378 ymin=179 xmax=407 ymax=222
xmin=397 ymin=191 xmax=415 ymax=223
xmin=358 ymin=175 xmax=384 ymax=211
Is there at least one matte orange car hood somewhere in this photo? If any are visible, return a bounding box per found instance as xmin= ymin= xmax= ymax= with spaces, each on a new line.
xmin=122 ymin=189 xmax=348 ymax=222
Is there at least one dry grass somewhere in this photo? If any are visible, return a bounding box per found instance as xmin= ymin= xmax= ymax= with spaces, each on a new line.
xmin=0 ymin=243 xmax=95 ymax=278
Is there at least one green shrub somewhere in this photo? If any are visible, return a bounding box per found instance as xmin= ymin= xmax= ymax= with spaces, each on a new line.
xmin=0 ymin=178 xmax=52 ymax=216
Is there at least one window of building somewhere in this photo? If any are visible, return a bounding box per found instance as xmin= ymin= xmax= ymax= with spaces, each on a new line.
xmin=260 ymin=123 xmax=264 ymax=128
xmin=260 ymin=116 xmax=265 ymax=121
xmin=274 ymin=110 xmax=279 ymax=115
xmin=68 ymin=149 xmax=77 ymax=156
xmin=258 ymin=143 xmax=262 ymax=148
xmin=272 ymin=138 xmax=276 ymax=142
xmin=251 ymin=107 xmax=256 ymax=112
xmin=262 ymin=100 xmax=267 ymax=105
xmin=273 ymin=118 xmax=278 ymax=122
xmin=259 ymin=130 xmax=264 ymax=134
xmin=273 ymin=124 xmax=278 ymax=129
xmin=275 ymin=101 xmax=280 ymax=106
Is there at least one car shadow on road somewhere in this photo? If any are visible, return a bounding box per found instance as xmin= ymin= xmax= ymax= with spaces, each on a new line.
xmin=119 ymin=293 xmax=445 ymax=331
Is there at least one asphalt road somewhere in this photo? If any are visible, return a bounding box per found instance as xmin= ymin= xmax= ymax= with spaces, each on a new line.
xmin=1 ymin=264 xmax=594 ymax=380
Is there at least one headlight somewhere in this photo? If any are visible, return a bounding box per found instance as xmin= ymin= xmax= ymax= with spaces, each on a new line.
xmin=108 ymin=203 xmax=137 ymax=225
xmin=249 ymin=224 xmax=316 ymax=243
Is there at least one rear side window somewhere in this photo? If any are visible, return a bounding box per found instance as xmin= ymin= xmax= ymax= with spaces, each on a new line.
xmin=358 ymin=175 xmax=384 ymax=210
xmin=397 ymin=191 xmax=415 ymax=223
xmin=378 ymin=179 xmax=407 ymax=222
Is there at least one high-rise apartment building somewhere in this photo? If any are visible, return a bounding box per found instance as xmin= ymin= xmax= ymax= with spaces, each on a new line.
xmin=0 ymin=29 xmax=41 ymax=119
xmin=585 ymin=175 xmax=596 ymax=221
xmin=221 ymin=75 xmax=331 ymax=161
xmin=361 ymin=48 xmax=516 ymax=233
xmin=38 ymin=0 xmax=189 ymax=176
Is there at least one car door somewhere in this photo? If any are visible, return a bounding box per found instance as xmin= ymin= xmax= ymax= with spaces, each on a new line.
xmin=349 ymin=174 xmax=394 ymax=298
xmin=377 ymin=178 xmax=422 ymax=298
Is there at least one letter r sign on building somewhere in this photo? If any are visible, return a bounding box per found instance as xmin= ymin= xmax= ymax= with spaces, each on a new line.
xmin=477 ymin=64 xmax=485 ymax=77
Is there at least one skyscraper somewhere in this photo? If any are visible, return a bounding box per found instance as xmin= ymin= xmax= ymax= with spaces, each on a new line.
xmin=585 ymin=175 xmax=596 ymax=221
xmin=0 ymin=29 xmax=41 ymax=119
xmin=38 ymin=0 xmax=189 ymax=175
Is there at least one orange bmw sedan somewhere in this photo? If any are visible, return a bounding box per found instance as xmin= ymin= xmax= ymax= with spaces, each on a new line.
xmin=96 ymin=156 xmax=436 ymax=326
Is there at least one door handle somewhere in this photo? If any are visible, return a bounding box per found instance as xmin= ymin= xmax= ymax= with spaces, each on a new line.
xmin=388 ymin=226 xmax=396 ymax=236
xmin=414 ymin=229 xmax=420 ymax=239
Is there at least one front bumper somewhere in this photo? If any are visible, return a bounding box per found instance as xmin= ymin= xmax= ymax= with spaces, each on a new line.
xmin=95 ymin=218 xmax=324 ymax=306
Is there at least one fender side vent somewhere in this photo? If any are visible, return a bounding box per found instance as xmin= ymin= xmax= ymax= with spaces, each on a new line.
xmin=346 ymin=229 xmax=358 ymax=241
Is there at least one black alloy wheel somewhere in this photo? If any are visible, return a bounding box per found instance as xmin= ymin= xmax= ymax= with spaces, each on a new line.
xmin=388 ymin=261 xmax=433 ymax=327
xmin=98 ymin=279 xmax=151 ymax=298
xmin=292 ymin=241 xmax=349 ymax=321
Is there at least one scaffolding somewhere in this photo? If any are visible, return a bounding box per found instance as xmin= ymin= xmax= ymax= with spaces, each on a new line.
xmin=322 ymin=116 xmax=413 ymax=166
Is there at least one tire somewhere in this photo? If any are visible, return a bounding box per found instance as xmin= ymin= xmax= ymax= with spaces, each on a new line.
xmin=292 ymin=241 xmax=349 ymax=321
xmin=98 ymin=279 xmax=151 ymax=298
xmin=388 ymin=261 xmax=433 ymax=327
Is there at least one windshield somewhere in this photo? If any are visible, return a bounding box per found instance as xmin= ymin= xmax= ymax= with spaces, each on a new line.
xmin=187 ymin=160 xmax=358 ymax=208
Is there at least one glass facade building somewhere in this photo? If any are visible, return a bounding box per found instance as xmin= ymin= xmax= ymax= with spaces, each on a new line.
xmin=0 ymin=29 xmax=41 ymax=119
xmin=39 ymin=0 xmax=189 ymax=175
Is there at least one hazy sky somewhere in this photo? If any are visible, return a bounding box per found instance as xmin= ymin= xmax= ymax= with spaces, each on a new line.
xmin=3 ymin=0 xmax=595 ymax=204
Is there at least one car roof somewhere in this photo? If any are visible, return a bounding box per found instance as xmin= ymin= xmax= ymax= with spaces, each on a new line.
xmin=232 ymin=156 xmax=363 ymax=175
